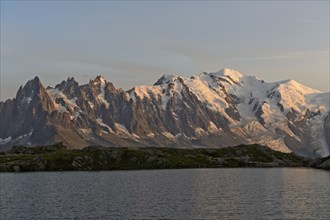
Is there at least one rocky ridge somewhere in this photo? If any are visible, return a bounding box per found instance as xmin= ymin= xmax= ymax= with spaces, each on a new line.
xmin=1 ymin=68 xmax=329 ymax=158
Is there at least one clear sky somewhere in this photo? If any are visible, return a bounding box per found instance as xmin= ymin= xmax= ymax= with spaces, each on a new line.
xmin=1 ymin=1 xmax=329 ymax=100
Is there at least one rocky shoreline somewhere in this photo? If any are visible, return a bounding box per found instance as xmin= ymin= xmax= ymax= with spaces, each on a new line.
xmin=0 ymin=143 xmax=320 ymax=172
xmin=310 ymin=156 xmax=330 ymax=170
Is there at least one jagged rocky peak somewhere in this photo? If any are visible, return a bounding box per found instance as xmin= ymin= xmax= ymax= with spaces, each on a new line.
xmin=20 ymin=76 xmax=42 ymax=91
xmin=95 ymin=75 xmax=105 ymax=83
xmin=89 ymin=75 xmax=116 ymax=92
xmin=12 ymin=76 xmax=56 ymax=114
xmin=90 ymin=75 xmax=106 ymax=85
xmin=55 ymin=77 xmax=79 ymax=91
xmin=1 ymin=69 xmax=329 ymax=158
xmin=16 ymin=76 xmax=45 ymax=101
xmin=50 ymin=77 xmax=80 ymax=100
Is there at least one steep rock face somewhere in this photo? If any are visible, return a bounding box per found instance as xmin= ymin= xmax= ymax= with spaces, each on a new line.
xmin=0 ymin=77 xmax=56 ymax=149
xmin=324 ymin=114 xmax=330 ymax=151
xmin=1 ymin=69 xmax=329 ymax=158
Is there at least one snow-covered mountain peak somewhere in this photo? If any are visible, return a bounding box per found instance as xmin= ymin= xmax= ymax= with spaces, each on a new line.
xmin=277 ymin=79 xmax=321 ymax=94
xmin=273 ymin=79 xmax=327 ymax=114
xmin=154 ymin=74 xmax=179 ymax=86
xmin=2 ymin=69 xmax=329 ymax=158
xmin=212 ymin=68 xmax=243 ymax=82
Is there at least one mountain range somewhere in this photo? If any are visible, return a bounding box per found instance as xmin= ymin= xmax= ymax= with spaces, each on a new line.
xmin=1 ymin=68 xmax=329 ymax=158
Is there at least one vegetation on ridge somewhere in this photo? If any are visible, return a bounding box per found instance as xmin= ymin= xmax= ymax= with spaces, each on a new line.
xmin=0 ymin=143 xmax=313 ymax=172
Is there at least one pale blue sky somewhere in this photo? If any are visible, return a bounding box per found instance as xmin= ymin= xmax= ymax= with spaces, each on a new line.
xmin=1 ymin=1 xmax=329 ymax=100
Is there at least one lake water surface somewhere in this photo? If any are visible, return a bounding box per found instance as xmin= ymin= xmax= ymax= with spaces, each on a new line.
xmin=1 ymin=168 xmax=329 ymax=219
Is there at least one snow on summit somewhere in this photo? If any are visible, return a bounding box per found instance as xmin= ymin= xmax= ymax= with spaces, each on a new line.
xmin=129 ymin=68 xmax=329 ymax=117
xmin=212 ymin=68 xmax=244 ymax=82
xmin=1 ymin=68 xmax=329 ymax=158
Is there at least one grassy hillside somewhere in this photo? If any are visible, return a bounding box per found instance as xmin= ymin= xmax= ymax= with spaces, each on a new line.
xmin=0 ymin=143 xmax=310 ymax=172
